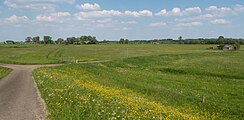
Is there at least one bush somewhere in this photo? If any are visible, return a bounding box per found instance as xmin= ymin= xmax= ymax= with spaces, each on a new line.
xmin=233 ymin=43 xmax=240 ymax=50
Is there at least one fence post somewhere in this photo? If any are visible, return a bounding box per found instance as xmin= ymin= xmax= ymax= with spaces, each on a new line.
xmin=201 ymin=95 xmax=205 ymax=104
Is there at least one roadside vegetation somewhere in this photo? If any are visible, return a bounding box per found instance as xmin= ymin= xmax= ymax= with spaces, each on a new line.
xmin=33 ymin=47 xmax=244 ymax=119
xmin=0 ymin=66 xmax=11 ymax=79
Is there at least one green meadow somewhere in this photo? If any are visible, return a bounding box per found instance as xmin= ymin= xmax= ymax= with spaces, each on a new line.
xmin=0 ymin=44 xmax=213 ymax=64
xmin=29 ymin=44 xmax=244 ymax=119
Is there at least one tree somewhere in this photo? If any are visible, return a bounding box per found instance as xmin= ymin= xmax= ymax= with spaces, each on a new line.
xmin=80 ymin=36 xmax=97 ymax=44
xmin=119 ymin=38 xmax=125 ymax=44
xmin=25 ymin=37 xmax=32 ymax=43
xmin=80 ymin=36 xmax=85 ymax=44
xmin=218 ymin=36 xmax=225 ymax=44
xmin=32 ymin=36 xmax=40 ymax=44
xmin=56 ymin=38 xmax=64 ymax=44
xmin=73 ymin=37 xmax=80 ymax=45
xmin=125 ymin=39 xmax=129 ymax=44
xmin=233 ymin=43 xmax=240 ymax=50
xmin=44 ymin=36 xmax=53 ymax=44
xmin=66 ymin=37 xmax=77 ymax=44
xmin=178 ymin=36 xmax=182 ymax=41
xmin=89 ymin=36 xmax=97 ymax=44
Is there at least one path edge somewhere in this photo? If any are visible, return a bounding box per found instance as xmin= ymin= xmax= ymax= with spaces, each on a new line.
xmin=32 ymin=75 xmax=49 ymax=120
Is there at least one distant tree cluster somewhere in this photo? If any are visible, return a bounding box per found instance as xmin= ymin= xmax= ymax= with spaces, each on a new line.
xmin=99 ymin=36 xmax=244 ymax=45
xmin=25 ymin=36 xmax=49 ymax=44
xmin=181 ymin=36 xmax=244 ymax=45
xmin=23 ymin=35 xmax=98 ymax=45
xmin=66 ymin=36 xmax=97 ymax=45
xmin=119 ymin=38 xmax=129 ymax=44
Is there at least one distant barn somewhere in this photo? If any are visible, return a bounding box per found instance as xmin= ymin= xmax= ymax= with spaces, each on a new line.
xmin=217 ymin=44 xmax=235 ymax=50
xmin=223 ymin=45 xmax=235 ymax=50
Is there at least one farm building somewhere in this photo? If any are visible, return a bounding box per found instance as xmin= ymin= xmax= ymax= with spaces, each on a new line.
xmin=223 ymin=45 xmax=235 ymax=50
xmin=217 ymin=44 xmax=235 ymax=50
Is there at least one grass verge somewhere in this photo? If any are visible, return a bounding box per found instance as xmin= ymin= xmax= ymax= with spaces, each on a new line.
xmin=0 ymin=66 xmax=12 ymax=79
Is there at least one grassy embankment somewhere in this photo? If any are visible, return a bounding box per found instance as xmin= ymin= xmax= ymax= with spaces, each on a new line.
xmin=33 ymin=45 xmax=244 ymax=119
xmin=0 ymin=66 xmax=11 ymax=79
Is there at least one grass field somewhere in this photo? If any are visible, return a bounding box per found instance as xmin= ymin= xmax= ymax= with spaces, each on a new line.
xmin=0 ymin=66 xmax=11 ymax=79
xmin=0 ymin=44 xmax=213 ymax=64
xmin=32 ymin=45 xmax=244 ymax=119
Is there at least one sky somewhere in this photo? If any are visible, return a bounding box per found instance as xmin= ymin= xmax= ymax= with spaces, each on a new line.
xmin=0 ymin=0 xmax=244 ymax=41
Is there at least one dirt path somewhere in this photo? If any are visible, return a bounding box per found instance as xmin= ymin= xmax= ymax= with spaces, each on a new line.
xmin=0 ymin=64 xmax=60 ymax=120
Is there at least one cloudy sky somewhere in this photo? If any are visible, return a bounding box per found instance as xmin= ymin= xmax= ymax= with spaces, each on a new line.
xmin=0 ymin=0 xmax=244 ymax=41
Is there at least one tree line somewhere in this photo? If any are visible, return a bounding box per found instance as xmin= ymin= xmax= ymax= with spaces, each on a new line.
xmin=101 ymin=36 xmax=244 ymax=45
xmin=3 ymin=36 xmax=244 ymax=45
xmin=24 ymin=36 xmax=98 ymax=45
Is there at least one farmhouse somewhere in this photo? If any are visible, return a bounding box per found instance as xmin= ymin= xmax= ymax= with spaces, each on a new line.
xmin=217 ymin=44 xmax=235 ymax=50
xmin=223 ymin=45 xmax=235 ymax=50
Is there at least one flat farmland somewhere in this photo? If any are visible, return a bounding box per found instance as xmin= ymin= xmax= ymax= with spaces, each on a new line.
xmin=29 ymin=44 xmax=244 ymax=119
xmin=0 ymin=44 xmax=214 ymax=64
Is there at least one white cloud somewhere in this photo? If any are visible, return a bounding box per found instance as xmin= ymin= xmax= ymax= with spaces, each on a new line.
xmin=201 ymin=14 xmax=216 ymax=18
xmin=206 ymin=6 xmax=231 ymax=12
xmin=0 ymin=15 xmax=30 ymax=24
xmin=234 ymin=4 xmax=244 ymax=12
xmin=175 ymin=13 xmax=217 ymax=22
xmin=96 ymin=18 xmax=113 ymax=23
xmin=156 ymin=7 xmax=201 ymax=16
xmin=36 ymin=12 xmax=71 ymax=22
xmin=94 ymin=18 xmax=137 ymax=29
xmin=155 ymin=9 xmax=167 ymax=16
xmin=4 ymin=0 xmax=17 ymax=8
xmin=174 ymin=5 xmax=239 ymax=24
xmin=74 ymin=10 xmax=152 ymax=20
xmin=53 ymin=12 xmax=71 ymax=17
xmin=171 ymin=8 xmax=181 ymax=16
xmin=36 ymin=15 xmax=54 ymax=22
xmin=156 ymin=8 xmax=181 ymax=16
xmin=206 ymin=6 xmax=235 ymax=16
xmin=211 ymin=19 xmax=231 ymax=24
xmin=177 ymin=22 xmax=203 ymax=27
xmin=76 ymin=3 xmax=100 ymax=11
xmin=121 ymin=21 xmax=137 ymax=24
xmin=74 ymin=10 xmax=122 ymax=20
xmin=122 ymin=27 xmax=129 ymax=31
xmin=4 ymin=0 xmax=75 ymax=12
xmin=149 ymin=22 xmax=167 ymax=27
xmin=96 ymin=18 xmax=136 ymax=24
xmin=183 ymin=7 xmax=202 ymax=15
xmin=124 ymin=10 xmax=152 ymax=17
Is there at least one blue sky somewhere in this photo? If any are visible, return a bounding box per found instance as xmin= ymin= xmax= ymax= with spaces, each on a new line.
xmin=0 ymin=0 xmax=244 ymax=41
